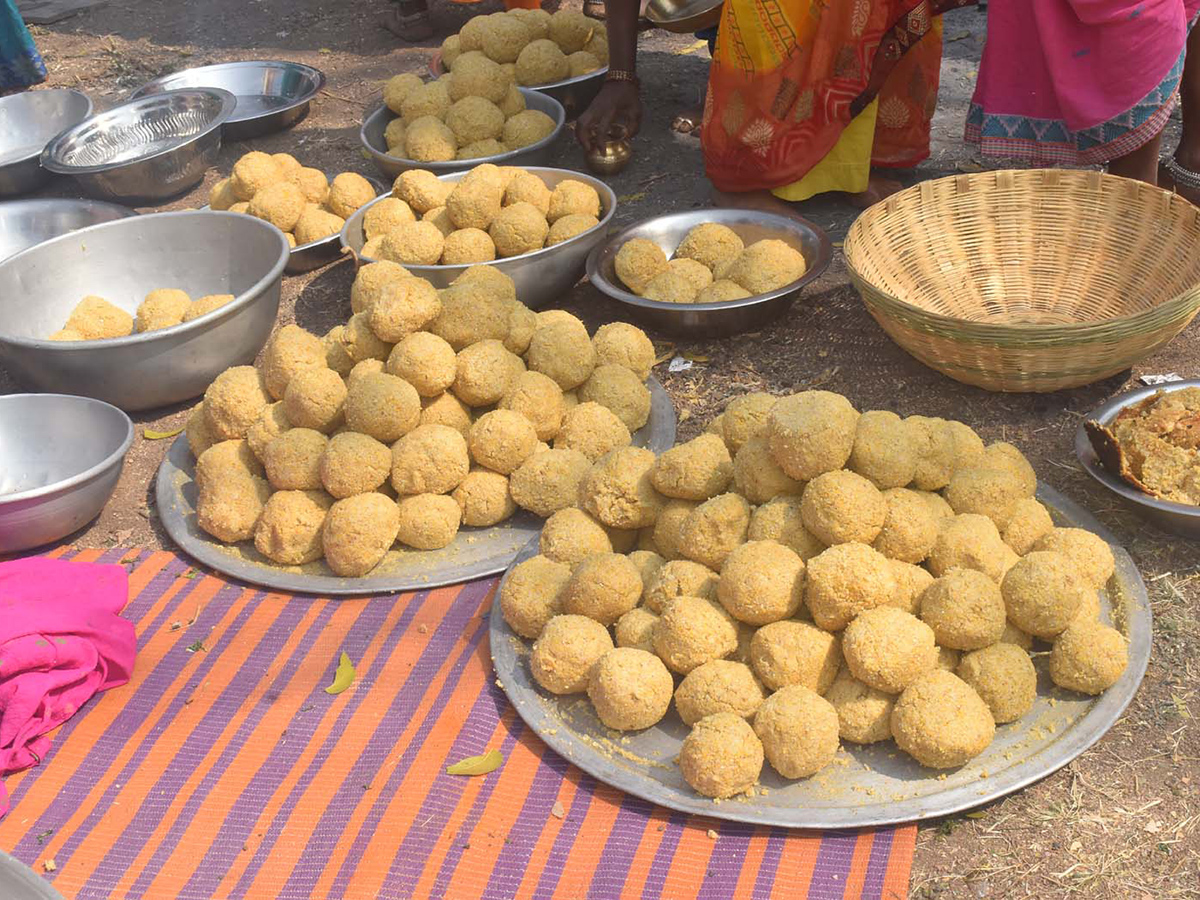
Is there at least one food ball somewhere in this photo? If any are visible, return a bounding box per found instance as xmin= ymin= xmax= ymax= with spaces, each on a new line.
xmin=260 ymin=324 xmax=325 ymax=400
xmin=526 ymin=319 xmax=597 ymax=390
xmin=510 ymin=448 xmax=591 ymax=516
xmin=182 ymin=293 xmax=235 ymax=323
xmin=825 ymin=671 xmax=895 ymax=744
xmin=841 ymin=605 xmax=937 ymax=694
xmin=944 ymin=419 xmax=986 ymax=469
xmin=531 ymin=613 xmax=613 ymax=694
xmin=293 ymin=206 xmax=344 ymax=245
xmin=448 ymin=53 xmax=510 ymax=104
xmin=1049 ymin=620 xmax=1128 ymax=695
xmin=379 ymin=220 xmax=446 ymax=266
xmin=514 ymin=38 xmax=568 ymax=85
xmin=652 ymin=595 xmax=738 ymax=674
xmin=906 ymin=416 xmax=956 ymax=491
xmin=920 ymin=569 xmax=1007 ymax=650
xmin=441 ymin=33 xmax=462 ymax=67
xmin=262 ymin=428 xmax=328 ymax=491
xmin=650 ymin=499 xmax=698 ymax=561
xmin=1032 ymin=527 xmax=1115 ymax=591
xmin=440 ymin=227 xmax=495 ymax=264
xmin=363 ymin=197 xmax=416 ymax=241
xmin=323 ymin=326 xmax=355 ymax=377
xmin=714 ymin=394 xmax=772 ymax=456
xmin=799 ymin=470 xmax=887 ymax=546
xmin=347 ymin=359 xmax=385 ymax=388
xmin=344 ymin=372 xmax=420 ymax=443
xmin=559 ymin=552 xmax=641 ymax=626
xmin=582 ymin=28 xmax=608 ymax=61
xmin=552 ymin=401 xmax=631 ymax=461
xmin=674 ymin=660 xmax=765 ymax=725
xmin=615 ymin=238 xmax=668 ymax=295
xmin=627 ymin=547 xmax=663 ymax=584
xmin=640 ymin=270 xmax=698 ymax=304
xmin=343 ymin=314 xmax=392 ymax=363
xmin=446 ymin=95 xmax=506 ymax=145
xmin=389 ymin=423 xmax=470 ymax=495
xmin=487 ymin=201 xmax=548 ymax=258
xmin=546 ymin=179 xmax=600 ymax=223
xmin=945 ymin=466 xmax=1026 ymax=531
xmin=452 ymin=339 xmax=525 ymax=407
xmin=747 ymin=496 xmax=826 ymax=560
xmin=504 ymin=301 xmax=538 ymax=356
xmin=614 ymin=607 xmax=658 ymax=653
xmin=384 ymin=116 xmax=407 ymax=151
xmin=500 ymin=554 xmax=571 ymax=638
xmin=404 ymin=116 xmax=458 ymax=163
xmin=322 ymin=492 xmax=400 ymax=576
xmin=679 ymin=492 xmax=750 ymax=570
xmin=468 ymin=408 xmax=538 ymax=475
xmin=395 ymin=493 xmax=461 ymax=549
xmin=209 ymin=177 xmax=237 ymax=210
xmin=927 ymin=514 xmax=1011 ymax=582
xmin=546 ymin=8 xmax=590 ymax=50
xmin=767 ymin=391 xmax=859 ymax=481
xmin=47 ymin=328 xmax=84 ymax=341
xmin=246 ymin=402 xmax=291 ymax=463
xmin=546 ymin=213 xmax=599 ymax=246
xmin=891 ymin=670 xmax=995 ymax=768
xmin=1001 ymin=497 xmax=1054 ymax=556
xmin=503 ymin=171 xmax=551 ymax=217
xmin=578 ymin=446 xmax=661 ymax=529
xmin=847 ymin=410 xmax=918 ymax=489
xmin=724 ymin=239 xmax=807 ymax=294
xmin=539 ymin=506 xmax=611 ymax=565
xmin=496 ymin=84 xmax=526 ymax=118
xmin=195 ymin=439 xmax=264 ymax=494
xmin=419 ymin=392 xmax=471 ymax=439
xmin=350 ymin=260 xmax=410 ymax=315
xmin=325 ymin=172 xmax=376 ymax=219
xmin=247 ymin=180 xmax=305 ymax=232
xmin=576 ymin=365 xmax=650 ymax=432
xmin=586 ymin=647 xmax=674 ymax=731
xmin=186 ymin=403 xmax=217 ymax=458
xmin=753 ymin=685 xmax=839 ymax=779
xmin=749 ymin=620 xmax=841 ymax=693
xmin=398 ymin=79 xmax=451 ymax=124
xmin=592 ymin=321 xmax=654 ymax=381
xmin=674 ymin=222 xmax=744 ymax=273
xmin=805 ymin=542 xmax=896 ymax=631
xmin=666 ymin=257 xmax=714 ymax=295
xmin=499 ymin=370 xmax=565 ymax=441
xmin=253 ymin=489 xmax=332 ymax=565
xmin=499 ymin=110 xmax=556 ymax=152
xmin=383 ymin=72 xmax=424 ymax=114
xmin=135 ymin=288 xmax=190 ymax=332
xmin=452 ymin=468 xmax=516 ymax=527
xmin=456 ymin=19 xmax=487 ymax=53
xmin=386 ymin=332 xmax=455 ymax=397
xmin=283 ymin=366 xmax=347 ymax=433
xmin=204 ymin=365 xmax=271 ymax=440
xmin=680 ymin=712 xmax=764 ymax=799
xmin=393 ymin=169 xmax=452 ymax=214
xmin=429 ymin=281 xmax=511 ymax=350
xmin=230 ymin=151 xmax=282 ymax=201
xmin=643 ymin=559 xmax=717 ymax=613
xmin=717 ymin=540 xmax=805 ymax=625
xmin=196 ymin=474 xmax=271 ymax=543
xmin=1001 ymin=550 xmax=1089 ymax=639
xmin=63 ymin=295 xmax=133 ymax=340
xmin=982 ymin=442 xmax=1037 ymax=497
xmin=695 ymin=280 xmax=752 ymax=303
xmin=957 ymin=643 xmax=1037 ymax=723
xmin=873 ymin=487 xmax=938 ymax=564
xmin=287 ymin=166 xmax=327 ymax=205
xmin=319 ymin=432 xmax=391 ymax=499
xmin=512 ymin=7 xmax=551 ymax=40
xmin=650 ymin=434 xmax=732 ymax=502
xmin=446 ymin=176 xmax=504 ymax=233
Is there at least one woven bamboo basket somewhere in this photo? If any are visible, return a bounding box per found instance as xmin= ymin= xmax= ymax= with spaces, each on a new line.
xmin=843 ymin=169 xmax=1200 ymax=392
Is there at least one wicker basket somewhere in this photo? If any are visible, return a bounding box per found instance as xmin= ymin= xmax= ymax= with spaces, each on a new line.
xmin=844 ymin=169 xmax=1200 ymax=392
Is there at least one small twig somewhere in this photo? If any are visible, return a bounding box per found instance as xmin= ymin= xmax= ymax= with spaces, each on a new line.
xmin=321 ymin=89 xmax=365 ymax=106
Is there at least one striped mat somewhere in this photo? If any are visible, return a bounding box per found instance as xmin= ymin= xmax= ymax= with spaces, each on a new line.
xmin=1 ymin=548 xmax=915 ymax=900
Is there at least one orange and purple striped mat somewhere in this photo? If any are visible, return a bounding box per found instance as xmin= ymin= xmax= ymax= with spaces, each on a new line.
xmin=1 ymin=548 xmax=915 ymax=900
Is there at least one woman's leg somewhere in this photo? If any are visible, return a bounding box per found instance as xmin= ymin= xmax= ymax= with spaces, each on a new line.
xmin=381 ymin=0 xmax=433 ymax=42
xmin=1107 ymin=132 xmax=1164 ymax=184
xmin=1176 ymin=24 xmax=1200 ymax=170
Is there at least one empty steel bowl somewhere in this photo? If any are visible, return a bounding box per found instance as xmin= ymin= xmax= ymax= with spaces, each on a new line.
xmin=340 ymin=167 xmax=616 ymax=310
xmin=41 ymin=88 xmax=236 ymax=204
xmin=429 ymin=52 xmax=606 ymax=116
xmin=587 ymin=208 xmax=832 ymax=337
xmin=0 ymin=197 xmax=136 ymax=262
xmin=360 ymin=89 xmax=566 ymax=180
xmin=0 ymin=393 xmax=134 ymax=554
xmin=132 ymin=60 xmax=326 ymax=140
xmin=0 ymin=210 xmax=289 ymax=411
xmin=0 ymin=88 xmax=92 ymax=197
xmin=1075 ymin=379 xmax=1200 ymax=539
xmin=645 ymin=0 xmax=725 ymax=33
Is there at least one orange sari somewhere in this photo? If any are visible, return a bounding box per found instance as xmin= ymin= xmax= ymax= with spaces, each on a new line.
xmin=702 ymin=0 xmax=974 ymax=193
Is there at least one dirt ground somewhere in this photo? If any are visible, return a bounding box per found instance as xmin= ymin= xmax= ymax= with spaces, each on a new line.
xmin=4 ymin=1 xmax=1199 ymax=896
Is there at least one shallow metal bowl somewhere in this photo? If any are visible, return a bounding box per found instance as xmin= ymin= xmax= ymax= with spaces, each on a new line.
xmin=1075 ymin=379 xmax=1200 ymax=539
xmin=361 ymin=89 xmax=565 ymax=180
xmin=586 ymin=208 xmax=832 ymax=337
xmin=41 ymin=89 xmax=236 ymax=204
xmin=131 ymin=60 xmax=325 ymax=140
xmin=0 ymin=89 xmax=92 ymax=197
xmin=645 ymin=0 xmax=724 ymax=33
xmin=0 ymin=197 xmax=136 ymax=262
xmin=430 ymin=52 xmax=606 ymax=117
xmin=0 ymin=210 xmax=289 ymax=411
xmin=341 ymin=167 xmax=615 ymax=310
xmin=0 ymin=393 xmax=133 ymax=554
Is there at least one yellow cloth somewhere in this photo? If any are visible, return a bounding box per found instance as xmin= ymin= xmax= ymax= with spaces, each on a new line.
xmin=770 ymin=100 xmax=879 ymax=202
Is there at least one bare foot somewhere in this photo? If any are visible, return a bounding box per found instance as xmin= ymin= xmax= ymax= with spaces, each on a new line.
xmin=380 ymin=6 xmax=433 ymax=42
xmin=1159 ymin=158 xmax=1200 ymax=206
xmin=712 ymin=173 xmax=905 ymax=214
xmin=671 ymin=107 xmax=703 ymax=135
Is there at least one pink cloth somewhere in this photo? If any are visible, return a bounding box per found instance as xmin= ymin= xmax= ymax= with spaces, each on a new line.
xmin=0 ymin=557 xmax=136 ymax=817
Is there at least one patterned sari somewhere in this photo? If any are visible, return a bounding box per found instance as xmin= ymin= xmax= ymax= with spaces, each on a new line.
xmin=701 ymin=0 xmax=974 ymax=193
xmin=1 ymin=0 xmax=46 ymax=91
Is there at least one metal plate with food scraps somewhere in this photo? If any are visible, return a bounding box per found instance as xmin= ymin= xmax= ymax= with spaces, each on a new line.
xmin=155 ymin=378 xmax=676 ymax=597
xmin=490 ymin=484 xmax=1151 ymax=829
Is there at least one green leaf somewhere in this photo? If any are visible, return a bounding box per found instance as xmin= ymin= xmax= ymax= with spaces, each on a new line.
xmin=144 ymin=425 xmax=185 ymax=440
xmin=324 ymin=650 xmax=356 ymax=695
xmin=446 ymin=748 xmax=504 ymax=776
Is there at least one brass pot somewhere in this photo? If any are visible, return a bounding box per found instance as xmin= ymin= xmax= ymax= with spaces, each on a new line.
xmin=586 ymin=139 xmax=633 ymax=176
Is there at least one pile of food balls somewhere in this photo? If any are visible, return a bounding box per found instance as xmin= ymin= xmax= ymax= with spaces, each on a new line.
xmin=380 ymin=45 xmax=561 ymax=163
xmin=499 ymin=391 xmax=1130 ymax=798
xmin=185 ymin=262 xmax=660 ymax=577
xmin=615 ymin=224 xmax=808 ymax=304
xmin=208 ymin=151 xmax=377 ymax=248
xmin=359 ymin=164 xmax=602 ymax=266
xmin=48 ymin=289 xmax=235 ymax=341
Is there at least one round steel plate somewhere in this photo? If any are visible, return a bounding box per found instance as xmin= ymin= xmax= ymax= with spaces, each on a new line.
xmin=156 ymin=378 xmax=676 ymax=596
xmin=490 ymin=483 xmax=1151 ymax=828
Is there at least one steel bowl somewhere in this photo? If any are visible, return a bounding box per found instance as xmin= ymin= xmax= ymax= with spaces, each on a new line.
xmin=430 ymin=53 xmax=606 ymax=117
xmin=341 ymin=167 xmax=615 ymax=310
xmin=0 ymin=197 xmax=136 ymax=262
xmin=0 ymin=210 xmax=289 ymax=411
xmin=40 ymin=89 xmax=236 ymax=204
xmin=645 ymin=0 xmax=724 ymax=33
xmin=0 ymin=89 xmax=93 ymax=197
xmin=131 ymin=60 xmax=326 ymax=141
xmin=1075 ymin=379 xmax=1200 ymax=539
xmin=0 ymin=850 xmax=65 ymax=900
xmin=586 ymin=208 xmax=832 ymax=337
xmin=361 ymin=89 xmax=565 ymax=180
xmin=0 ymin=393 xmax=134 ymax=553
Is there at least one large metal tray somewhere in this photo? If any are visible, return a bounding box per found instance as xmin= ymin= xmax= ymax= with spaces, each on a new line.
xmin=490 ymin=483 xmax=1151 ymax=828
xmin=156 ymin=378 xmax=676 ymax=596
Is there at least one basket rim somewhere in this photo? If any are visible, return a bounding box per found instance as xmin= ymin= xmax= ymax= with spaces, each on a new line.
xmin=843 ymin=169 xmax=1200 ymax=340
